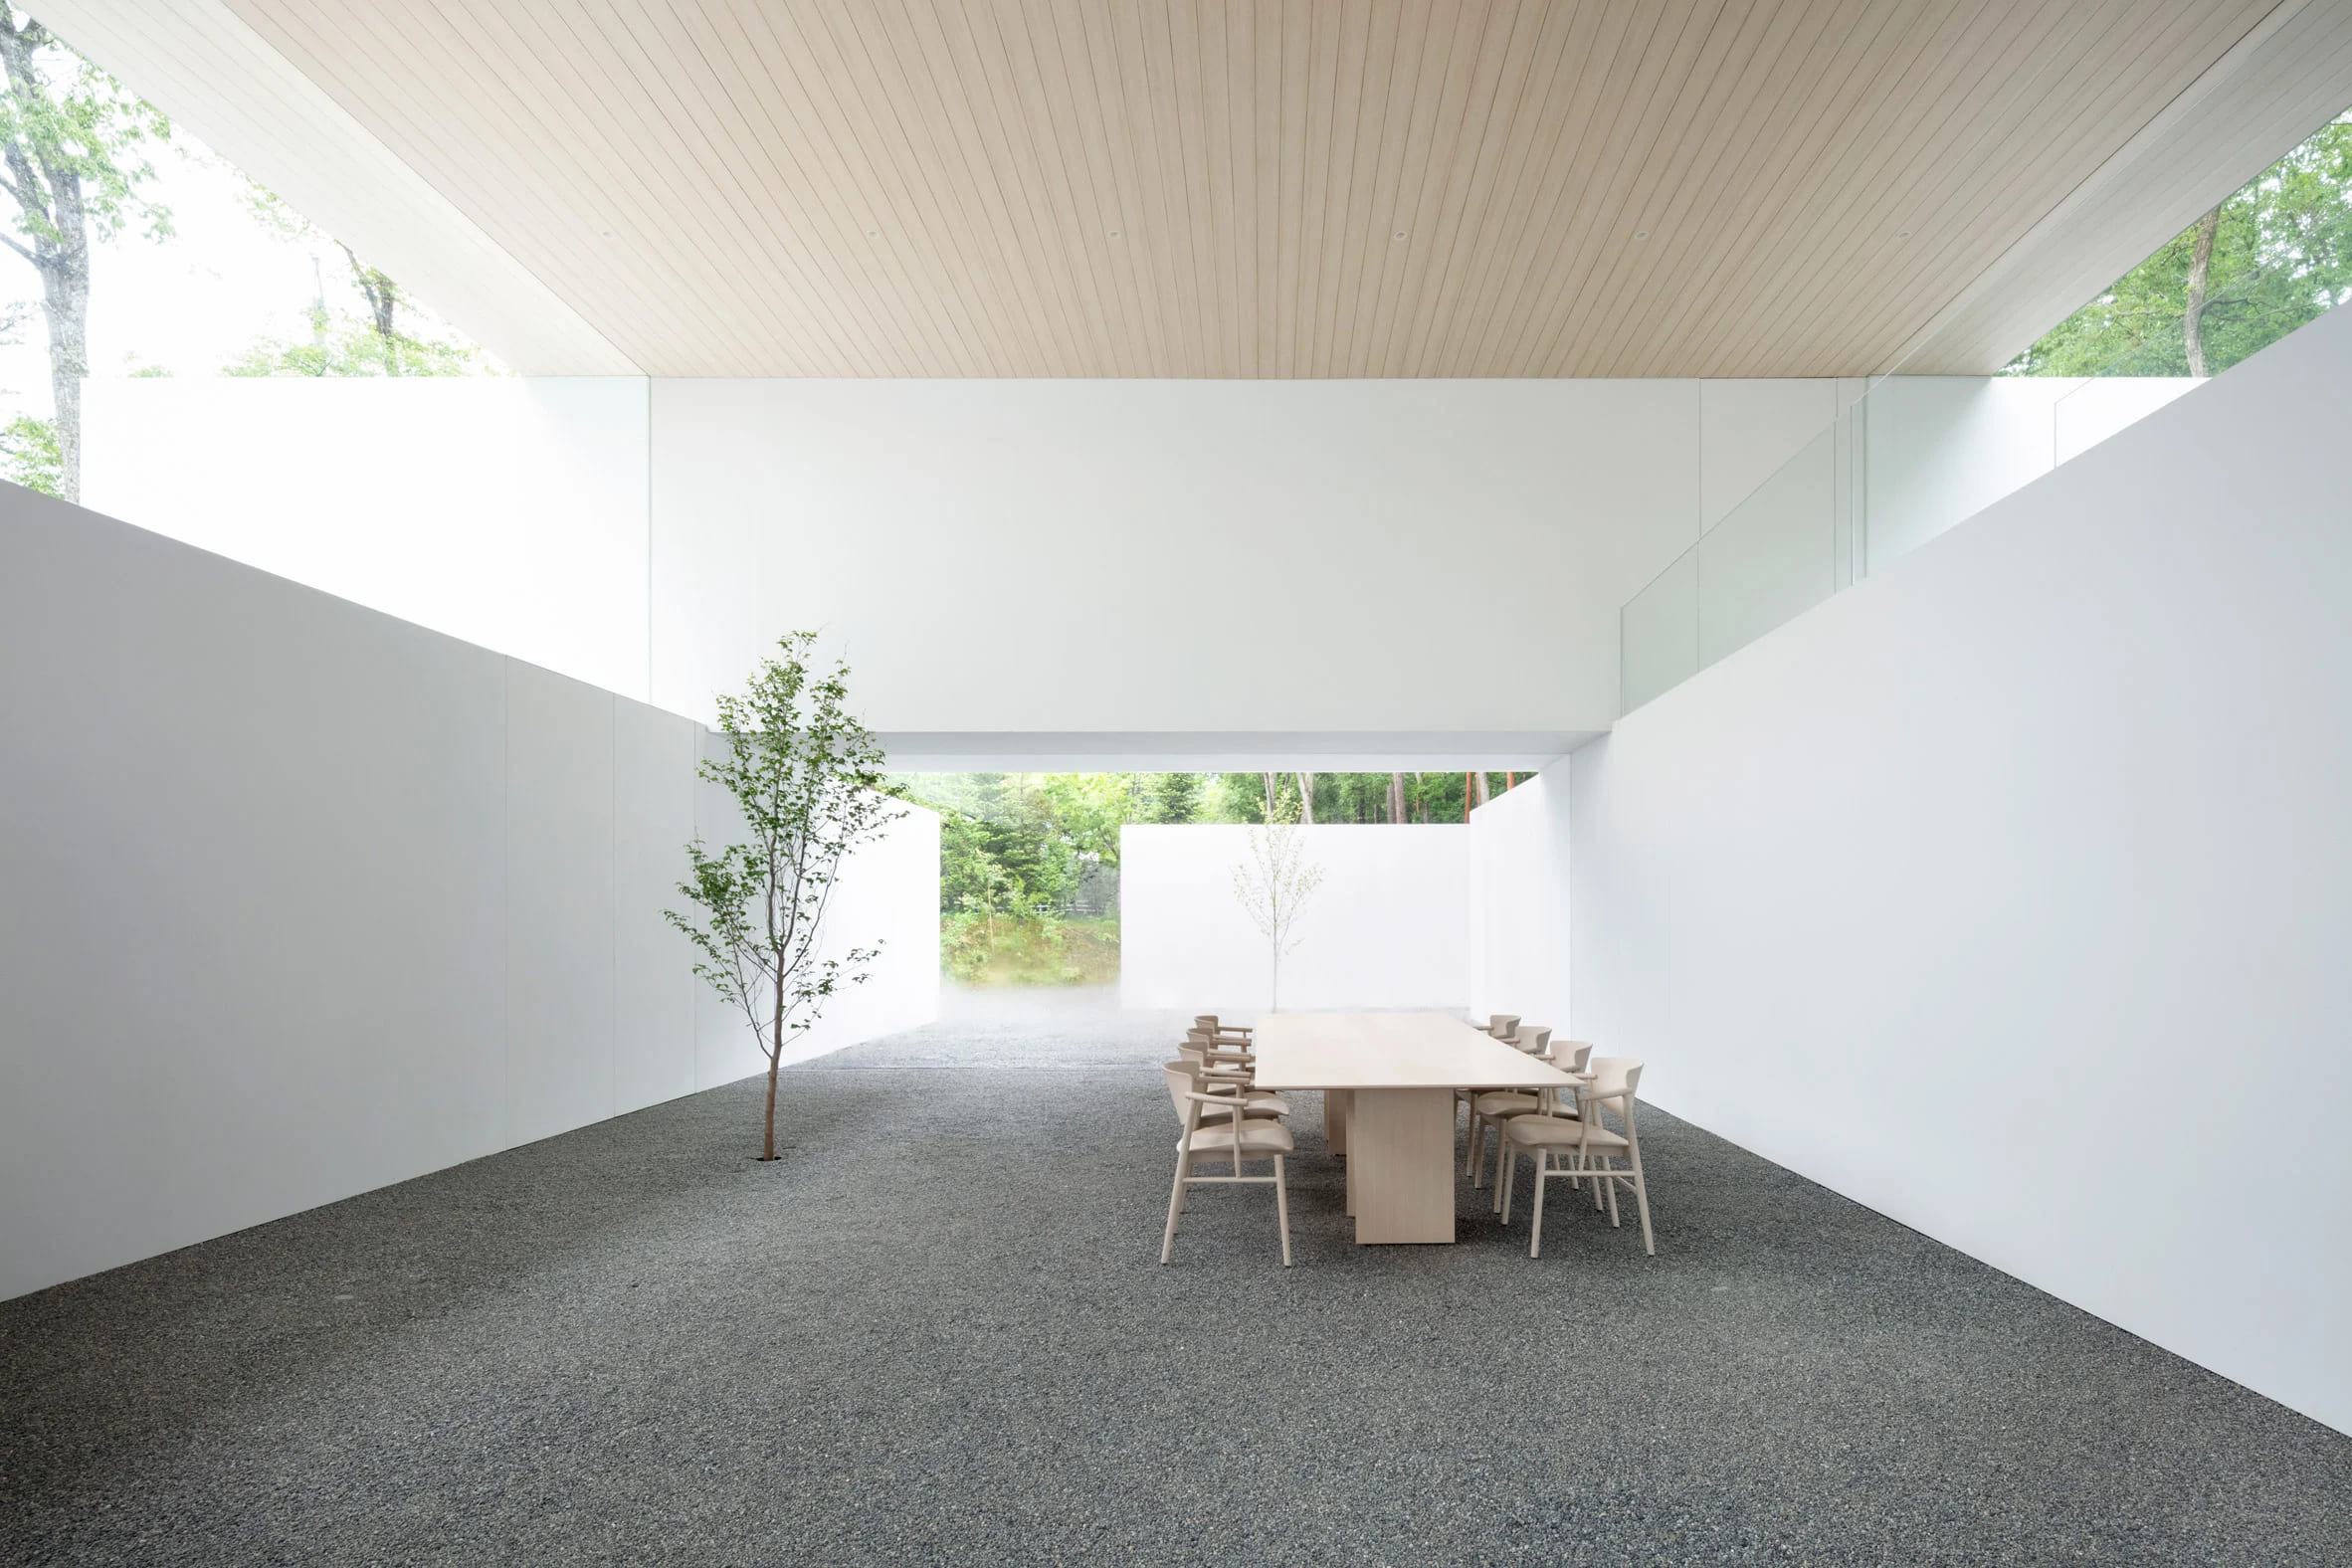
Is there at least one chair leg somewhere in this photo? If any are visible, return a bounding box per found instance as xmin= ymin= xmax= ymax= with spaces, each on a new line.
xmin=1630 ymin=1161 xmax=1655 ymax=1256
xmin=1497 ymin=1142 xmax=1513 ymax=1221
xmin=1274 ymin=1155 xmax=1292 ymax=1268
xmin=1605 ymin=1163 xmax=1622 ymax=1228
xmin=1528 ymin=1151 xmax=1548 ymax=1259
xmin=1591 ymin=1149 xmax=1605 ymax=1210
xmin=1161 ymin=1154 xmax=1188 ymax=1265
xmin=1469 ymin=1116 xmax=1485 ymax=1187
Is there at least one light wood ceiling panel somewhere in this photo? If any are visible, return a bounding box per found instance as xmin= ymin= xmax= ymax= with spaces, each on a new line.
xmin=217 ymin=0 xmax=2295 ymax=377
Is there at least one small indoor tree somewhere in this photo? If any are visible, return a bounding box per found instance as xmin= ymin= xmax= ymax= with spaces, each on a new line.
xmin=1231 ymin=795 xmax=1326 ymax=1011
xmin=668 ymin=633 xmax=902 ymax=1161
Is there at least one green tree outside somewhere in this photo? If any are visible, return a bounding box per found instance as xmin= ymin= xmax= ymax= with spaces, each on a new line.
xmin=2009 ymin=111 xmax=2352 ymax=378
xmin=897 ymin=770 xmax=1533 ymax=987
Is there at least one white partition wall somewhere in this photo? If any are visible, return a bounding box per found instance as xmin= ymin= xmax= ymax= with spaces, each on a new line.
xmin=1567 ymin=302 xmax=2352 ymax=1436
xmin=82 ymin=376 xmax=654 ymax=700
xmin=0 ymin=485 xmax=936 ymax=1302
xmin=1468 ymin=777 xmax=1573 ymax=1037
xmin=1120 ymin=825 xmax=1469 ymax=1012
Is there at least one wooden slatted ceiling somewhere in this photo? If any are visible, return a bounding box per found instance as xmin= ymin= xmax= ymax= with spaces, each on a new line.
xmin=225 ymin=0 xmax=2281 ymax=378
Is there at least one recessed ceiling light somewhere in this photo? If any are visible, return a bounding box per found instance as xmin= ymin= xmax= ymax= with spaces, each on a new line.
xmin=1633 ymin=229 xmax=1650 ymax=240
xmin=1107 ymin=228 xmax=1122 ymax=239
xmin=866 ymin=228 xmax=881 ymax=239
xmin=1897 ymin=229 xmax=1913 ymax=239
xmin=599 ymin=229 xmax=615 ymax=239
xmin=1393 ymin=230 xmax=1408 ymax=242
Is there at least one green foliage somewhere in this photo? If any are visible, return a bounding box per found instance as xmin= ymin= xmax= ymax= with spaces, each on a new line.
xmin=0 ymin=409 xmax=57 ymax=493
xmin=224 ymin=302 xmax=483 ymax=377
xmin=665 ymin=634 xmax=901 ymax=1156
xmin=898 ymin=769 xmax=1536 ymax=986
xmin=2009 ymin=112 xmax=2352 ymax=377
xmin=0 ymin=16 xmax=172 ymax=258
xmin=1146 ymin=771 xmax=1204 ymax=823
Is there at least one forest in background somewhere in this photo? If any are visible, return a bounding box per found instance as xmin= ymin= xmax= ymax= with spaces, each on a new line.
xmin=2007 ymin=111 xmax=2352 ymax=377
xmin=890 ymin=771 xmax=1530 ymax=988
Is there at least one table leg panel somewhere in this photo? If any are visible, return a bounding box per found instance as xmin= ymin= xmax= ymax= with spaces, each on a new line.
xmin=1348 ymin=1087 xmax=1456 ymax=1244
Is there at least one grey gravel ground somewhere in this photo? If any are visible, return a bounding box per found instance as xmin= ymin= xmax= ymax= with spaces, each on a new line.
xmin=5 ymin=992 xmax=2349 ymax=1567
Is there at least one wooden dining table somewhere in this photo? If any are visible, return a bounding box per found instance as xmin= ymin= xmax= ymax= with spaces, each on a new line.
xmin=1250 ymin=1012 xmax=1578 ymax=1244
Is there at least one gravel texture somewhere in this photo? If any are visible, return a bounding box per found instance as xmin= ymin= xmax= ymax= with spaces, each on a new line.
xmin=4 ymin=992 xmax=2348 ymax=1566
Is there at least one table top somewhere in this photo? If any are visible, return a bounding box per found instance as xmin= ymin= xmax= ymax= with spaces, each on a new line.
xmin=1250 ymin=1012 xmax=1579 ymax=1091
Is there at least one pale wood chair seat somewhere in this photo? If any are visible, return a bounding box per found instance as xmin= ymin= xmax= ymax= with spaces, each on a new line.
xmin=1195 ymin=1091 xmax=1291 ymax=1122
xmin=1471 ymin=1088 xmax=1556 ymax=1119
xmin=1180 ymin=1118 xmax=1297 ymax=1155
xmin=1504 ymin=1113 xmax=1625 ymax=1151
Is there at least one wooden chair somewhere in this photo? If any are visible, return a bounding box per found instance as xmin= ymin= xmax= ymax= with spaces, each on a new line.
xmin=1458 ymin=1015 xmax=1525 ymax=1160
xmin=1163 ymin=1058 xmax=1289 ymax=1123
xmin=1466 ymin=1030 xmax=1571 ymax=1191
xmin=1497 ymin=1058 xmax=1654 ymax=1257
xmin=1194 ymin=1014 xmax=1253 ymax=1048
xmin=1160 ymin=1064 xmax=1293 ymax=1267
xmin=1180 ymin=1029 xmax=1255 ymax=1078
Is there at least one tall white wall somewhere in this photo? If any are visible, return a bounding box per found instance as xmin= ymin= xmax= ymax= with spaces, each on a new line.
xmin=82 ymin=376 xmax=653 ymax=700
xmin=1467 ymin=775 xmax=1572 ymax=1039
xmin=1568 ymin=301 xmax=2352 ymax=1435
xmin=1120 ymin=825 xmax=1468 ymax=1012
xmin=0 ymin=486 xmax=936 ymax=1302
xmin=649 ymin=379 xmax=1713 ymax=735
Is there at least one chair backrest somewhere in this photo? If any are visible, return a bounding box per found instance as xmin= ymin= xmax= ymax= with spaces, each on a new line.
xmin=1194 ymin=1015 xmax=1218 ymax=1031
xmin=1555 ymin=1041 xmax=1594 ymax=1074
xmin=1486 ymin=1014 xmax=1520 ymax=1039
xmin=1163 ymin=1062 xmax=1207 ymax=1127
xmin=1513 ymin=1025 xmax=1551 ymax=1055
xmin=1583 ymin=1057 xmax=1644 ymax=1134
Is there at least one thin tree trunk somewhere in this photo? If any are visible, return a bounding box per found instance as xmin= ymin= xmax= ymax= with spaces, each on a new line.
xmin=1388 ymin=771 xmax=1406 ymax=824
xmin=1294 ymin=772 xmax=1315 ymax=825
xmin=43 ymin=261 xmax=85 ymax=501
xmin=2184 ymin=204 xmax=2221 ymax=378
xmin=762 ymin=990 xmax=784 ymax=1159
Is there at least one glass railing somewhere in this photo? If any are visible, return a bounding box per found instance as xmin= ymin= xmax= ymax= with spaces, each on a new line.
xmin=1620 ymin=266 xmax=2338 ymax=715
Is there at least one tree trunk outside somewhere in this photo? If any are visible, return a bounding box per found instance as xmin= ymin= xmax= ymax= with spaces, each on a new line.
xmin=2184 ymin=204 xmax=2221 ymax=378
xmin=1294 ymin=772 xmax=1315 ymax=825
xmin=33 ymin=170 xmax=89 ymax=504
xmin=1388 ymin=771 xmax=1406 ymax=824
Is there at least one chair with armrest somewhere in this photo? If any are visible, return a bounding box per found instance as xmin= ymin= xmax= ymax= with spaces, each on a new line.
xmin=1466 ymin=1030 xmax=1572 ymax=1192
xmin=1497 ymin=1057 xmax=1654 ymax=1257
xmin=1159 ymin=1064 xmax=1293 ymax=1267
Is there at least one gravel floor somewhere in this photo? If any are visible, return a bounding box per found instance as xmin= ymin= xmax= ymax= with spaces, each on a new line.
xmin=4 ymin=995 xmax=2348 ymax=1566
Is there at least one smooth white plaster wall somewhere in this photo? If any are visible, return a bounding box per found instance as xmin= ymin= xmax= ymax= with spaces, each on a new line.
xmin=1567 ymin=300 xmax=2352 ymax=1435
xmin=73 ymin=373 xmax=1874 ymax=747
xmin=1467 ymin=775 xmax=1573 ymax=1040
xmin=649 ymin=379 xmax=1714 ymax=734
xmin=1120 ymin=825 xmax=1469 ymax=1013
xmin=83 ymin=376 xmax=654 ymax=701
xmin=0 ymin=485 xmax=936 ymax=1302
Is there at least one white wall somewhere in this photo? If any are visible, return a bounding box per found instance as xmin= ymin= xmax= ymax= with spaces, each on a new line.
xmin=1568 ymin=300 xmax=2352 ymax=1435
xmin=83 ymin=376 xmax=653 ymax=700
xmin=0 ymin=485 xmax=936 ymax=1302
xmin=78 ymin=373 xmax=1856 ymax=748
xmin=650 ymin=379 xmax=1715 ymax=735
xmin=1467 ymin=775 xmax=1572 ymax=1038
xmin=1120 ymin=824 xmax=1469 ymax=1012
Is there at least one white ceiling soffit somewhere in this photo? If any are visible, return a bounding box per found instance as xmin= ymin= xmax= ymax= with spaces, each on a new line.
xmin=877 ymin=733 xmax=1590 ymax=772
xmin=76 ymin=0 xmax=2300 ymax=379
xmin=37 ymin=0 xmax=641 ymax=376
xmin=1895 ymin=0 xmax=2352 ymax=374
